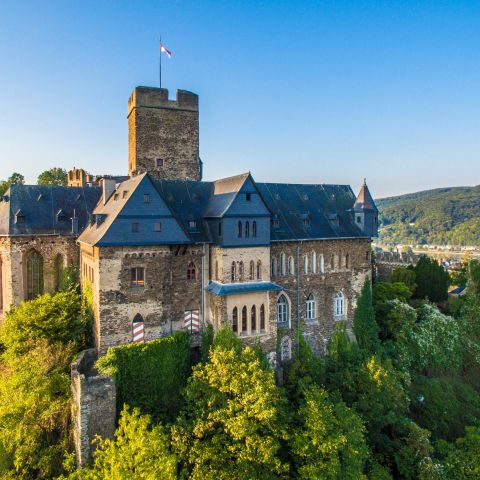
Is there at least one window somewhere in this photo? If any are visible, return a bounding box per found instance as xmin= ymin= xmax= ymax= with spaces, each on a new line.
xmin=280 ymin=253 xmax=286 ymax=275
xmin=113 ymin=193 xmax=119 ymax=200
xmin=218 ymin=222 xmax=222 ymax=237
xmin=15 ymin=210 xmax=25 ymax=224
xmin=257 ymin=260 xmax=262 ymax=280
xmin=231 ymin=262 xmax=236 ymax=282
xmin=319 ymin=254 xmax=325 ymax=273
xmin=277 ymin=294 xmax=289 ymax=326
xmin=288 ymin=256 xmax=295 ymax=276
xmin=215 ymin=260 xmax=219 ymax=281
xmin=154 ymin=222 xmax=162 ymax=232
xmin=260 ymin=304 xmax=266 ymax=331
xmin=242 ymin=306 xmax=247 ymax=335
xmin=366 ymin=250 xmax=370 ymax=261
xmin=334 ymin=293 xmax=346 ymax=319
xmin=156 ymin=158 xmax=164 ymax=167
xmin=251 ymin=305 xmax=256 ymax=332
xmin=334 ymin=254 xmax=339 ymax=269
xmin=331 ymin=255 xmax=334 ymax=270
xmin=123 ymin=191 xmax=128 ymax=198
xmin=245 ymin=221 xmax=250 ymax=238
xmin=130 ymin=267 xmax=145 ymax=287
xmin=281 ymin=336 xmax=292 ymax=362
xmin=345 ymin=254 xmax=350 ymax=269
xmin=187 ymin=262 xmax=196 ymax=280
xmin=188 ymin=220 xmax=197 ymax=230
xmin=303 ymin=255 xmax=309 ymax=274
xmin=306 ymin=294 xmax=316 ymax=321
xmin=54 ymin=254 xmax=64 ymax=292
xmin=311 ymin=252 xmax=317 ymax=274
xmin=272 ymin=219 xmax=280 ymax=229
xmin=132 ymin=222 xmax=139 ymax=233
xmin=246 ymin=193 xmax=251 ymax=201
xmin=356 ymin=215 xmax=361 ymax=223
xmin=26 ymin=250 xmax=44 ymax=300
xmin=271 ymin=257 xmax=277 ymax=276
xmin=238 ymin=221 xmax=242 ymax=238
xmin=239 ymin=261 xmax=244 ymax=281
xmin=144 ymin=193 xmax=150 ymax=203
xmin=249 ymin=260 xmax=255 ymax=280
xmin=232 ymin=307 xmax=238 ymax=334
xmin=252 ymin=221 xmax=257 ymax=237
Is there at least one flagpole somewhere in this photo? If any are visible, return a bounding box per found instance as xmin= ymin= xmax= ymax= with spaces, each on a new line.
xmin=159 ymin=36 xmax=162 ymax=88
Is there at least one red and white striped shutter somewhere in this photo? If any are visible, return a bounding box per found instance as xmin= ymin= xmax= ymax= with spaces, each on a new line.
xmin=132 ymin=320 xmax=145 ymax=343
xmin=184 ymin=309 xmax=201 ymax=333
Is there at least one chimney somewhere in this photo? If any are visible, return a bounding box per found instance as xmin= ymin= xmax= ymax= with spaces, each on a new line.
xmin=102 ymin=178 xmax=116 ymax=205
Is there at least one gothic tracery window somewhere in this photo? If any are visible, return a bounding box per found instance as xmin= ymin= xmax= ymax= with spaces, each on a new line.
xmin=26 ymin=250 xmax=44 ymax=300
xmin=187 ymin=262 xmax=196 ymax=280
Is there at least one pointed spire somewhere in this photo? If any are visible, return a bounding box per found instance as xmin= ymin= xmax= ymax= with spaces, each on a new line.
xmin=355 ymin=180 xmax=377 ymax=211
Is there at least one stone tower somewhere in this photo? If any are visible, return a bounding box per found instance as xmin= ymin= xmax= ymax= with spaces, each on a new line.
xmin=128 ymin=87 xmax=202 ymax=181
xmin=353 ymin=179 xmax=379 ymax=237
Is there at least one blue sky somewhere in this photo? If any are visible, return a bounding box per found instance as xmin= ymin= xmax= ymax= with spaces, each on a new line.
xmin=0 ymin=0 xmax=479 ymax=197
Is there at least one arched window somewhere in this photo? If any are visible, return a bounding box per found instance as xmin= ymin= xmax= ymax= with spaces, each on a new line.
xmin=245 ymin=221 xmax=250 ymax=238
xmin=238 ymin=221 xmax=242 ymax=238
xmin=257 ymin=260 xmax=262 ymax=280
xmin=334 ymin=254 xmax=339 ymax=269
xmin=306 ymin=294 xmax=316 ymax=321
xmin=132 ymin=313 xmax=145 ymax=343
xmin=187 ymin=262 xmax=196 ymax=280
xmin=242 ymin=306 xmax=247 ymax=334
xmin=280 ymin=252 xmax=286 ymax=275
xmin=277 ymin=294 xmax=289 ymax=326
xmin=288 ymin=256 xmax=295 ymax=275
xmin=260 ymin=304 xmax=266 ymax=331
xmin=303 ymin=255 xmax=309 ymax=274
xmin=249 ymin=260 xmax=255 ymax=280
xmin=280 ymin=336 xmax=292 ymax=362
xmin=345 ymin=253 xmax=350 ymax=269
xmin=231 ymin=262 xmax=236 ymax=282
xmin=26 ymin=250 xmax=44 ymax=300
xmin=334 ymin=293 xmax=346 ymax=319
xmin=54 ymin=254 xmax=64 ymax=291
xmin=271 ymin=257 xmax=277 ymax=277
xmin=252 ymin=221 xmax=257 ymax=237
xmin=251 ymin=305 xmax=256 ymax=332
xmin=311 ymin=252 xmax=317 ymax=274
xmin=215 ymin=260 xmax=219 ymax=281
xmin=239 ymin=261 xmax=244 ymax=281
xmin=319 ymin=254 xmax=325 ymax=273
xmin=232 ymin=307 xmax=238 ymax=334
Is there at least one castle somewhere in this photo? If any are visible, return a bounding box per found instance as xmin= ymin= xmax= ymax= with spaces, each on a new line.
xmin=0 ymin=85 xmax=378 ymax=363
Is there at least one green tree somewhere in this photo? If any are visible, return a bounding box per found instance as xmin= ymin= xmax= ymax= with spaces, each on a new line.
xmin=440 ymin=427 xmax=480 ymax=479
xmin=37 ymin=167 xmax=68 ymax=186
xmin=373 ymin=282 xmax=413 ymax=304
xmin=290 ymin=385 xmax=369 ymax=479
xmin=0 ymin=172 xmax=25 ymax=196
xmin=172 ymin=335 xmax=288 ymax=480
xmin=353 ymin=280 xmax=380 ymax=353
xmin=414 ymin=255 xmax=450 ymax=302
xmin=391 ymin=267 xmax=417 ymax=290
xmin=74 ymin=407 xmax=177 ymax=480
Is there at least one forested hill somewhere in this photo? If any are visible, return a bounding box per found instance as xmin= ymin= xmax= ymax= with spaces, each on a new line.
xmin=376 ymin=185 xmax=480 ymax=245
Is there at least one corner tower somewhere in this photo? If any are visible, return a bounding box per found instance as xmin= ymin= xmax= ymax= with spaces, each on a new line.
xmin=353 ymin=179 xmax=378 ymax=237
xmin=128 ymin=87 xmax=202 ymax=181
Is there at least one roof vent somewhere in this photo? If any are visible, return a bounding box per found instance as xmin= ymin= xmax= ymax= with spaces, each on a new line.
xmin=56 ymin=209 xmax=68 ymax=222
xmin=37 ymin=193 xmax=43 ymax=201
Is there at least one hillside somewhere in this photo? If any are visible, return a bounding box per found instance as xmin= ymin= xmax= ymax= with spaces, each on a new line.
xmin=376 ymin=185 xmax=480 ymax=246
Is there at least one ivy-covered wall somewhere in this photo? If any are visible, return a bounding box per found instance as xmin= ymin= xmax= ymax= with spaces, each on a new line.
xmin=96 ymin=331 xmax=191 ymax=422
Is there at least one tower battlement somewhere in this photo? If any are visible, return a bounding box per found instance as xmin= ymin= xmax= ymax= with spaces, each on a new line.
xmin=128 ymin=86 xmax=201 ymax=181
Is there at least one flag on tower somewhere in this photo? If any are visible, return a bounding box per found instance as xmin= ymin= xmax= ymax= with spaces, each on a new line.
xmin=160 ymin=43 xmax=172 ymax=58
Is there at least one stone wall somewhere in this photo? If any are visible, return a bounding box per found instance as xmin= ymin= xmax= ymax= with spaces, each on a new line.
xmin=0 ymin=235 xmax=78 ymax=319
xmin=375 ymin=251 xmax=420 ymax=281
xmin=71 ymin=349 xmax=116 ymax=467
xmin=85 ymin=244 xmax=206 ymax=353
xmin=271 ymin=238 xmax=372 ymax=355
xmin=128 ymin=87 xmax=201 ymax=181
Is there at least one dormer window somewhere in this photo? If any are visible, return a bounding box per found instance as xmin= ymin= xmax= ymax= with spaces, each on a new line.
xmin=14 ymin=210 xmax=25 ymax=224
xmin=246 ymin=193 xmax=251 ymax=201
xmin=56 ymin=209 xmax=67 ymax=222
xmin=122 ymin=191 xmax=128 ymax=199
xmin=188 ymin=220 xmax=197 ymax=230
xmin=114 ymin=193 xmax=119 ymax=200
xmin=156 ymin=158 xmax=164 ymax=167
xmin=356 ymin=216 xmax=361 ymax=223
xmin=144 ymin=193 xmax=150 ymax=204
xmin=154 ymin=222 xmax=162 ymax=232
xmin=272 ymin=219 xmax=280 ymax=229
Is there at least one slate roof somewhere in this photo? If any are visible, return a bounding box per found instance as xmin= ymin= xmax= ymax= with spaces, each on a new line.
xmin=256 ymin=182 xmax=365 ymax=240
xmin=0 ymin=184 xmax=101 ymax=236
xmin=206 ymin=280 xmax=283 ymax=296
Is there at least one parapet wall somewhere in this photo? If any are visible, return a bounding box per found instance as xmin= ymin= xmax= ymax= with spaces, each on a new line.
xmin=128 ymin=87 xmax=198 ymax=116
xmin=71 ymin=349 xmax=116 ymax=467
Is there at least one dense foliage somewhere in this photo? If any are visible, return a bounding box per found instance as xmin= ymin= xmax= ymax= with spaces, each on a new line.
xmin=37 ymin=167 xmax=68 ymax=186
xmin=377 ymin=184 xmax=480 ymax=245
xmin=0 ymin=172 xmax=24 ymax=197
xmin=96 ymin=332 xmax=192 ymax=423
xmin=0 ymin=290 xmax=89 ymax=480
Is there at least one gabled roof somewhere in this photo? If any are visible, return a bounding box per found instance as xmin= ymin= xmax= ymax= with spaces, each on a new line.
xmin=256 ymin=183 xmax=366 ymax=240
xmin=0 ymin=184 xmax=101 ymax=236
xmin=354 ymin=180 xmax=378 ymax=212
xmin=204 ymin=172 xmax=251 ymax=218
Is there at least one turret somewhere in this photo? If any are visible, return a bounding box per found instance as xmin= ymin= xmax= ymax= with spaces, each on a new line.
xmin=353 ymin=179 xmax=378 ymax=237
